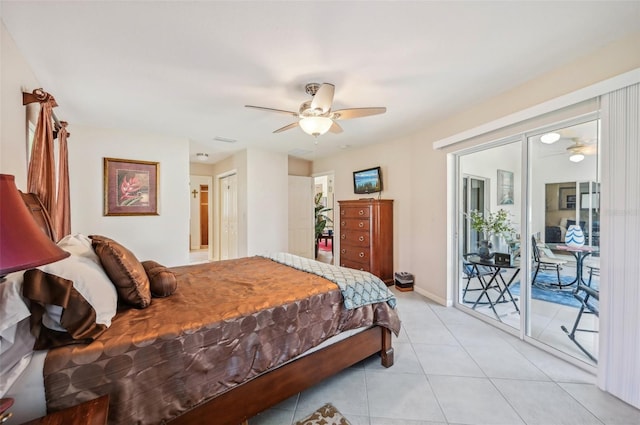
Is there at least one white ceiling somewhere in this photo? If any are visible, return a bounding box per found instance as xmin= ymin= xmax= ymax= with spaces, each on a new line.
xmin=2 ymin=1 xmax=639 ymax=163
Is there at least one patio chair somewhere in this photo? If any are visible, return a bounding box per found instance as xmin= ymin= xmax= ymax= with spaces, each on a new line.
xmin=531 ymin=236 xmax=569 ymax=287
xmin=561 ymin=258 xmax=599 ymax=362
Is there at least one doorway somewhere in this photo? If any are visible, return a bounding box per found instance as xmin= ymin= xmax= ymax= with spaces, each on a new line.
xmin=189 ymin=175 xmax=212 ymax=262
xmin=314 ymin=173 xmax=335 ymax=264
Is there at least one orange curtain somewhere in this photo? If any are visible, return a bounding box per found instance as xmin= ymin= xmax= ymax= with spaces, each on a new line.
xmin=54 ymin=121 xmax=71 ymax=240
xmin=27 ymin=96 xmax=57 ymax=231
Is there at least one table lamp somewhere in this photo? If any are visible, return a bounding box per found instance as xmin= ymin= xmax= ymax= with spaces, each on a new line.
xmin=0 ymin=174 xmax=69 ymax=281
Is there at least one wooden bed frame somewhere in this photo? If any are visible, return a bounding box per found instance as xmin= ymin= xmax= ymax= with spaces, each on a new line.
xmin=170 ymin=325 xmax=394 ymax=425
xmin=20 ymin=192 xmax=395 ymax=425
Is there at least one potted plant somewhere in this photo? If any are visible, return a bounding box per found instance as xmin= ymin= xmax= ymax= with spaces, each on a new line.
xmin=315 ymin=192 xmax=333 ymax=256
xmin=468 ymin=209 xmax=516 ymax=259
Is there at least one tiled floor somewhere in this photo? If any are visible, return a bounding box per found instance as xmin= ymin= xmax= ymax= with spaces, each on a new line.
xmin=189 ymin=248 xmax=209 ymax=264
xmin=250 ymin=289 xmax=640 ymax=425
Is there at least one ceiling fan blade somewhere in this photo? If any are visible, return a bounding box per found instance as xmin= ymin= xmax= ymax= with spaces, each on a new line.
xmin=273 ymin=122 xmax=299 ymax=133
xmin=310 ymin=83 xmax=335 ymax=113
xmin=332 ymin=107 xmax=386 ymax=120
xmin=245 ymin=105 xmax=298 ymax=117
xmin=329 ymin=121 xmax=343 ymax=134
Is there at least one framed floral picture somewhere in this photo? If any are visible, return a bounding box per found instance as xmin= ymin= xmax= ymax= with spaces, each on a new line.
xmin=104 ymin=157 xmax=159 ymax=216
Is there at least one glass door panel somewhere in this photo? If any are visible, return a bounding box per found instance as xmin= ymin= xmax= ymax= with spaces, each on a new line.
xmin=458 ymin=141 xmax=522 ymax=330
xmin=529 ymin=119 xmax=600 ymax=365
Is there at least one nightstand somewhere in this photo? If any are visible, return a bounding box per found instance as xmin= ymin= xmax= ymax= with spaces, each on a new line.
xmin=20 ymin=395 xmax=109 ymax=425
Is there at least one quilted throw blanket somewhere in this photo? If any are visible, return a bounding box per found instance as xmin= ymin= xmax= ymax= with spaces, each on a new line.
xmin=266 ymin=252 xmax=397 ymax=309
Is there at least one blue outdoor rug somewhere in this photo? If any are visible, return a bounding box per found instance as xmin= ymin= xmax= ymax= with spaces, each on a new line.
xmin=510 ymin=271 xmax=599 ymax=309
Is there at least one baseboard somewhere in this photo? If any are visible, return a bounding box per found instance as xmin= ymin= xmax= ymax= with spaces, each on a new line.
xmin=413 ymin=286 xmax=451 ymax=306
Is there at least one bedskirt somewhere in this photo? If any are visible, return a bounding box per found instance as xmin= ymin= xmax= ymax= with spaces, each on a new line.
xmin=43 ymin=257 xmax=400 ymax=424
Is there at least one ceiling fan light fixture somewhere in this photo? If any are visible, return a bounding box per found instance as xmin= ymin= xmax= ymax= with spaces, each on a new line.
xmin=569 ymin=153 xmax=585 ymax=162
xmin=299 ymin=116 xmax=333 ymax=137
xmin=196 ymin=152 xmax=209 ymax=161
xmin=540 ymin=132 xmax=561 ymax=144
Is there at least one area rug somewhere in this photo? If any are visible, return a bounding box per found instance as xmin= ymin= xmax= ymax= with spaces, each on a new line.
xmin=318 ymin=238 xmax=332 ymax=252
xmin=509 ymin=271 xmax=599 ymax=309
xmin=295 ymin=403 xmax=351 ymax=425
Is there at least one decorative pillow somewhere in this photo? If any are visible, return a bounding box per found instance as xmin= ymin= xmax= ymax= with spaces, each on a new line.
xmin=37 ymin=252 xmax=118 ymax=329
xmin=90 ymin=235 xmax=151 ymax=308
xmin=142 ymin=260 xmax=178 ymax=298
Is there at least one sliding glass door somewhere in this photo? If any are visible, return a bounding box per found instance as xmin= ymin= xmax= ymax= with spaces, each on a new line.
xmin=455 ymin=115 xmax=600 ymax=366
xmin=457 ymin=140 xmax=523 ymax=331
xmin=528 ymin=118 xmax=600 ymax=365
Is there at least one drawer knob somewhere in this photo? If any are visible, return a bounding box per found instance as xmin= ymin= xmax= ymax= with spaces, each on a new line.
xmin=358 ymin=222 xmax=364 ymax=228
xmin=359 ymin=252 xmax=365 ymax=258
xmin=341 ymin=221 xmax=346 ymax=226
xmin=341 ymin=210 xmax=345 ymax=216
xmin=341 ymin=234 xmax=346 ymax=239
xmin=358 ymin=210 xmax=364 ymax=216
xmin=358 ymin=236 xmax=364 ymax=242
xmin=341 ymin=249 xmax=346 ymax=254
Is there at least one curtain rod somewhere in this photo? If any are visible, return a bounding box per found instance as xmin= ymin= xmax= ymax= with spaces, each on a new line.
xmin=22 ymin=88 xmax=69 ymax=137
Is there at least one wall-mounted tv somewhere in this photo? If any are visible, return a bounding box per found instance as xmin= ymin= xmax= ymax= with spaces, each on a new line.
xmin=353 ymin=166 xmax=383 ymax=194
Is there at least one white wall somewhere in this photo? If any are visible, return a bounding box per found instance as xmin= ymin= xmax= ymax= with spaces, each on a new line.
xmin=0 ymin=22 xmax=40 ymax=188
xmin=313 ymin=32 xmax=640 ymax=306
xmin=69 ymin=125 xmax=190 ymax=266
xmin=246 ymin=148 xmax=288 ymax=255
xmin=1 ymin=23 xmax=191 ymax=266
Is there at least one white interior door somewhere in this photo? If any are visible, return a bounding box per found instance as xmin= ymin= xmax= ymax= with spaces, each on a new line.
xmin=219 ymin=173 xmax=238 ymax=260
xmin=288 ymin=176 xmax=314 ymax=258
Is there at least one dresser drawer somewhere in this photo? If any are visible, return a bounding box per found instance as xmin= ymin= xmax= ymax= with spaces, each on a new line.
xmin=340 ymin=245 xmax=370 ymax=263
xmin=340 ymin=258 xmax=371 ymax=272
xmin=340 ymin=230 xmax=370 ymax=247
xmin=339 ymin=218 xmax=370 ymax=231
xmin=340 ymin=207 xmax=370 ymax=219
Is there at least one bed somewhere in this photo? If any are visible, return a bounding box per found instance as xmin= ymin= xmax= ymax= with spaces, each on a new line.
xmin=1 ymin=195 xmax=400 ymax=425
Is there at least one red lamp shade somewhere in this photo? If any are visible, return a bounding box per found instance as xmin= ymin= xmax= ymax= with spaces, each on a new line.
xmin=0 ymin=174 xmax=69 ymax=276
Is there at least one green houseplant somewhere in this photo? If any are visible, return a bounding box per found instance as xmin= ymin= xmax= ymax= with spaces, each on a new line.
xmin=314 ymin=193 xmax=333 ymax=256
xmin=315 ymin=192 xmax=333 ymax=238
xmin=468 ymin=209 xmax=516 ymax=259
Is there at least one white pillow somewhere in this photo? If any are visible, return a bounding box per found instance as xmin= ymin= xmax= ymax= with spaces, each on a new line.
xmin=37 ymin=253 xmax=118 ymax=330
xmin=57 ymin=233 xmax=100 ymax=264
xmin=0 ymin=273 xmax=35 ymax=398
xmin=0 ymin=318 xmax=35 ymax=398
xmin=0 ymin=271 xmax=30 ymax=350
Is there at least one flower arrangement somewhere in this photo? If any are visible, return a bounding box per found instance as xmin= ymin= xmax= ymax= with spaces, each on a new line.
xmin=467 ymin=209 xmax=516 ymax=239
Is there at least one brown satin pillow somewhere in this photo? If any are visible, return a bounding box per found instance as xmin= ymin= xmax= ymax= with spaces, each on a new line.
xmin=89 ymin=235 xmax=151 ymax=308
xmin=142 ymin=260 xmax=178 ymax=298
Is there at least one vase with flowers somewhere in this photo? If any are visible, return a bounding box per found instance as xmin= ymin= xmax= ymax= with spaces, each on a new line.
xmin=467 ymin=209 xmax=516 ymax=260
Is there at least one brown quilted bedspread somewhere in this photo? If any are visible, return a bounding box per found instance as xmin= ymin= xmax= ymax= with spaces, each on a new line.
xmin=43 ymin=256 xmax=400 ymax=424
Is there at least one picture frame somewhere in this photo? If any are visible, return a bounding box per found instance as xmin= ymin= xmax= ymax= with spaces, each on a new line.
xmin=104 ymin=157 xmax=159 ymax=216
xmin=497 ymin=169 xmax=514 ymax=205
xmin=559 ymin=186 xmax=576 ymax=210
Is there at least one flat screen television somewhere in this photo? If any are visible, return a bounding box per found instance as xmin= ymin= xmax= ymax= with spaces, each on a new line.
xmin=353 ymin=166 xmax=383 ymax=194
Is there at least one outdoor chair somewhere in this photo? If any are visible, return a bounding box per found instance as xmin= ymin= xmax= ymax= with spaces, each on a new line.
xmin=531 ymin=236 xmax=569 ymax=287
xmin=561 ymin=258 xmax=599 ymax=362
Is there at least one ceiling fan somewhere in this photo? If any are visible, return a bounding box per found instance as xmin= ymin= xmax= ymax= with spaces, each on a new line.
xmin=245 ymin=82 xmax=386 ymax=138
xmin=565 ymin=138 xmax=598 ymax=162
xmin=539 ymin=133 xmax=597 ymax=162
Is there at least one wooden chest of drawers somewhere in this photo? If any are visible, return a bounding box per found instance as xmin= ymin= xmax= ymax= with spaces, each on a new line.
xmin=338 ymin=199 xmax=393 ymax=285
